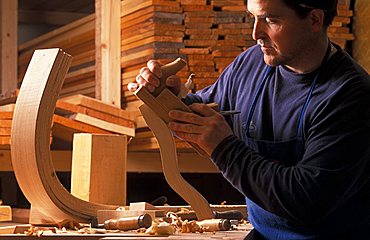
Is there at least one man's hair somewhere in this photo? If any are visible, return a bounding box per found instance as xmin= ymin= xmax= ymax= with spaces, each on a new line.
xmin=243 ymin=0 xmax=338 ymax=27
xmin=283 ymin=0 xmax=338 ymax=26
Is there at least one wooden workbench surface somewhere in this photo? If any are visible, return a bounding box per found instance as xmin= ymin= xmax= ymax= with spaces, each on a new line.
xmin=0 ymin=222 xmax=252 ymax=239
xmin=0 ymin=230 xmax=251 ymax=240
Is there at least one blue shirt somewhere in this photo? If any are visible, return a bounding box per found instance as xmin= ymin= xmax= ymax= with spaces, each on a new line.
xmin=186 ymin=44 xmax=370 ymax=237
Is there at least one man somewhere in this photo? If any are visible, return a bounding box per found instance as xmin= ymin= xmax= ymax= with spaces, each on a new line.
xmin=129 ymin=0 xmax=370 ymax=239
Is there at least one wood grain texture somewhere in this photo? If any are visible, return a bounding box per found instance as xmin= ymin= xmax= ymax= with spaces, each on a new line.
xmin=140 ymin=104 xmax=213 ymax=220
xmin=10 ymin=48 xmax=118 ymax=224
xmin=0 ymin=0 xmax=18 ymax=94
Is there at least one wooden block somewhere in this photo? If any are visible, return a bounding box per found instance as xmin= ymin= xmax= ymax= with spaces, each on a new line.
xmin=97 ymin=209 xmax=157 ymax=224
xmin=129 ymin=202 xmax=158 ymax=211
xmin=0 ymin=205 xmax=12 ymax=222
xmin=71 ymin=134 xmax=127 ymax=206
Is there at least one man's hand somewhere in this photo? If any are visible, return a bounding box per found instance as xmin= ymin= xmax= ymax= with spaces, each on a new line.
xmin=127 ymin=60 xmax=182 ymax=95
xmin=168 ymin=103 xmax=233 ymax=156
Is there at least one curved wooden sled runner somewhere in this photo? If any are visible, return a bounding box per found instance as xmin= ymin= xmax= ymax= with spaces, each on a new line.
xmin=11 ymin=49 xmax=118 ymax=224
xmin=135 ymin=59 xmax=214 ymax=220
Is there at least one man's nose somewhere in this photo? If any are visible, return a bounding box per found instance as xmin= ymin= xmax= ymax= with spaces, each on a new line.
xmin=252 ymin=19 xmax=264 ymax=41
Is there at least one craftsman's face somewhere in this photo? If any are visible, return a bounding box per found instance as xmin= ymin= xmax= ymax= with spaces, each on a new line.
xmin=247 ymin=0 xmax=314 ymax=67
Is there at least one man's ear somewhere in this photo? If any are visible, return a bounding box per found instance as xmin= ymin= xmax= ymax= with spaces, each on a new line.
xmin=309 ymin=9 xmax=325 ymax=32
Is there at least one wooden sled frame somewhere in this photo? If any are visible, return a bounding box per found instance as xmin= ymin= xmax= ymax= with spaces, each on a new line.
xmin=11 ymin=49 xmax=118 ymax=224
xmin=134 ymin=59 xmax=214 ymax=220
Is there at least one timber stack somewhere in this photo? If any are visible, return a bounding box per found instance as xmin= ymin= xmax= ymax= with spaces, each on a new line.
xmin=329 ymin=0 xmax=354 ymax=49
xmin=13 ymin=0 xmax=354 ymax=151
xmin=0 ymin=94 xmax=136 ymax=149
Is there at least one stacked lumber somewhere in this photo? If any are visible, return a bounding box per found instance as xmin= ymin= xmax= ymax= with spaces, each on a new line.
xmin=328 ymin=0 xmax=354 ymax=49
xmin=0 ymin=111 xmax=12 ymax=148
xmin=121 ymin=0 xmax=252 ymax=111
xmin=54 ymin=94 xmax=137 ymax=142
xmin=121 ymin=0 xmax=186 ymax=111
xmin=0 ymin=109 xmax=54 ymax=149
xmin=0 ymin=93 xmax=137 ymax=148
xmin=18 ymin=14 xmax=96 ymax=98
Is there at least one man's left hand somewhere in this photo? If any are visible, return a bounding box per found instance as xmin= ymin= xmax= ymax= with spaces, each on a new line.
xmin=168 ymin=103 xmax=233 ymax=156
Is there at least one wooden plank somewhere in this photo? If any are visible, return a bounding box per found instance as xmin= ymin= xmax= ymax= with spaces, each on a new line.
xmin=60 ymin=94 xmax=137 ymax=121
xmin=0 ymin=120 xmax=11 ymax=128
xmin=95 ymin=0 xmax=121 ymax=107
xmin=0 ymin=112 xmax=13 ymax=119
xmin=52 ymin=114 xmax=112 ymax=142
xmin=56 ymin=100 xmax=135 ymax=128
xmin=0 ymin=104 xmax=15 ymax=112
xmin=0 ymin=0 xmax=17 ymax=95
xmin=69 ymin=113 xmax=135 ymax=137
xmin=71 ymin=134 xmax=127 ymax=206
xmin=0 ymin=128 xmax=11 ymax=136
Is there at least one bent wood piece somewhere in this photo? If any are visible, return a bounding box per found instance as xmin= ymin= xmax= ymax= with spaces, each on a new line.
xmin=139 ymin=104 xmax=213 ymax=220
xmin=134 ymin=58 xmax=208 ymax=157
xmin=11 ymin=48 xmax=118 ymax=224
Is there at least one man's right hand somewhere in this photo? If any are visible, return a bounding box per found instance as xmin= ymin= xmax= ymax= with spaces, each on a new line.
xmin=127 ymin=60 xmax=182 ymax=95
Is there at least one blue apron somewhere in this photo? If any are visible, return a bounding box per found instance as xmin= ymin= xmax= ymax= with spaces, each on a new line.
xmin=243 ymin=45 xmax=332 ymax=239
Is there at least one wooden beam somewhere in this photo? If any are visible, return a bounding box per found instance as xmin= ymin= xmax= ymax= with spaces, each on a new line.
xmin=0 ymin=0 xmax=17 ymax=95
xmin=353 ymin=0 xmax=370 ymax=73
xmin=95 ymin=0 xmax=121 ymax=107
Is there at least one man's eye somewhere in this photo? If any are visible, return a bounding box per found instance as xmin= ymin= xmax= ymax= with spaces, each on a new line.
xmin=265 ymin=17 xmax=276 ymax=24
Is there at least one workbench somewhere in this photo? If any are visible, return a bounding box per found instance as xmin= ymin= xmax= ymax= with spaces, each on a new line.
xmin=0 ymin=222 xmax=252 ymax=239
